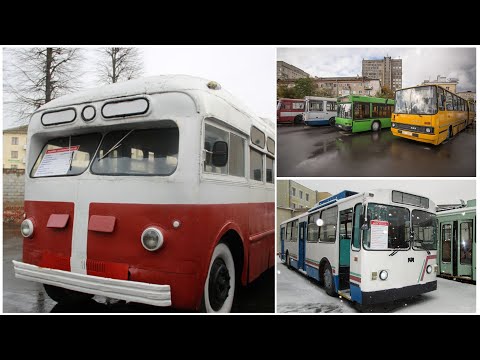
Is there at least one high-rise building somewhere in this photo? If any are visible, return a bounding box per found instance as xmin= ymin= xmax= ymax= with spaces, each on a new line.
xmin=277 ymin=61 xmax=310 ymax=80
xmin=362 ymin=56 xmax=402 ymax=91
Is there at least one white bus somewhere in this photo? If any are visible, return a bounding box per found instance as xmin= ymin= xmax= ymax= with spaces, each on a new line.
xmin=280 ymin=189 xmax=438 ymax=305
xmin=303 ymin=96 xmax=337 ymax=126
xmin=13 ymin=75 xmax=275 ymax=313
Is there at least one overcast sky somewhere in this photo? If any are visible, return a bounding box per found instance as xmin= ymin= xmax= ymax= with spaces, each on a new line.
xmin=293 ymin=179 xmax=475 ymax=205
xmin=3 ymin=46 xmax=276 ymax=129
xmin=277 ymin=47 xmax=476 ymax=92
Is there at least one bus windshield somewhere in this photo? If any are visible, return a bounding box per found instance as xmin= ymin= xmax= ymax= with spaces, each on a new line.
xmin=277 ymin=101 xmax=282 ymax=110
xmin=394 ymin=86 xmax=437 ymax=115
xmin=91 ymin=126 xmax=179 ymax=176
xmin=412 ymin=210 xmax=437 ymax=250
xmin=363 ymin=203 xmax=410 ymax=250
xmin=338 ymin=103 xmax=352 ymax=118
xmin=31 ymin=133 xmax=102 ymax=178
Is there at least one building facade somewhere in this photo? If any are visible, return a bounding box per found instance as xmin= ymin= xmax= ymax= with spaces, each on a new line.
xmin=362 ymin=56 xmax=402 ymax=91
xmin=421 ymin=75 xmax=458 ymax=93
xmin=277 ymin=61 xmax=310 ymax=80
xmin=278 ymin=76 xmax=381 ymax=97
xmin=457 ymin=91 xmax=476 ymax=103
xmin=3 ymin=125 xmax=28 ymax=170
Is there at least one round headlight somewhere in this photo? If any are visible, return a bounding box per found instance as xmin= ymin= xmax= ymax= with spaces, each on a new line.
xmin=379 ymin=270 xmax=388 ymax=281
xmin=20 ymin=219 xmax=34 ymax=238
xmin=426 ymin=265 xmax=432 ymax=274
xmin=426 ymin=128 xmax=431 ymax=133
xmin=141 ymin=227 xmax=164 ymax=251
xmin=392 ymin=122 xmax=396 ymax=127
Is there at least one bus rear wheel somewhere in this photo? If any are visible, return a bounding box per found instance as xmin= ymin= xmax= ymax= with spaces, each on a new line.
xmin=371 ymin=121 xmax=381 ymax=132
xmin=285 ymin=252 xmax=291 ymax=269
xmin=329 ymin=117 xmax=336 ymax=126
xmin=323 ymin=264 xmax=336 ymax=297
xmin=201 ymin=243 xmax=235 ymax=313
xmin=293 ymin=115 xmax=303 ymax=125
xmin=43 ymin=284 xmax=94 ymax=304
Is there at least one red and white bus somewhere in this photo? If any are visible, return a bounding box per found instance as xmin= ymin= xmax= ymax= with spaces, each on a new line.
xmin=277 ymin=98 xmax=305 ymax=124
xmin=13 ymin=75 xmax=275 ymax=313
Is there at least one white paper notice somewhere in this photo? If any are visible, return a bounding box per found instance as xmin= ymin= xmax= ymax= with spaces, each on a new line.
xmin=370 ymin=220 xmax=389 ymax=249
xmin=34 ymin=146 xmax=79 ymax=177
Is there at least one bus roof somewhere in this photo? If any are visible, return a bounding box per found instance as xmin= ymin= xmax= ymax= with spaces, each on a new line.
xmin=436 ymin=205 xmax=476 ymax=216
xmin=338 ymin=95 xmax=394 ymax=105
xmin=30 ymin=75 xmax=274 ymax=138
xmin=277 ymin=98 xmax=304 ymax=102
xmin=305 ymin=96 xmax=337 ymax=101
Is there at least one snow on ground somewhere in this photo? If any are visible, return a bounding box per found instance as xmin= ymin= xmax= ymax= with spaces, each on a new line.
xmin=276 ymin=257 xmax=476 ymax=313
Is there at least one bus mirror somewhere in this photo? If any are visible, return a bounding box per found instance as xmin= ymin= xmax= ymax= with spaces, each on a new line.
xmin=212 ymin=141 xmax=228 ymax=167
xmin=360 ymin=214 xmax=370 ymax=230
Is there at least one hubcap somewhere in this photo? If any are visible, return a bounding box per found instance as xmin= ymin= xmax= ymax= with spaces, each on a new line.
xmin=208 ymin=258 xmax=231 ymax=311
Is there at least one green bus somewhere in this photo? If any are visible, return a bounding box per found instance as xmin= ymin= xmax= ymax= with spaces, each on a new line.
xmin=335 ymin=95 xmax=394 ymax=133
xmin=437 ymin=199 xmax=476 ymax=282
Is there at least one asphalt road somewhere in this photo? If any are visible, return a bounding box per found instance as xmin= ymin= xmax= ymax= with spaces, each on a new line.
xmin=277 ymin=123 xmax=476 ymax=177
xmin=3 ymin=224 xmax=274 ymax=313
xmin=276 ymin=258 xmax=475 ymax=313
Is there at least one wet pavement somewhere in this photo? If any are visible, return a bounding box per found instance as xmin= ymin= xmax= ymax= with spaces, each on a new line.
xmin=277 ymin=123 xmax=476 ymax=177
xmin=3 ymin=224 xmax=274 ymax=313
xmin=277 ymin=258 xmax=475 ymax=313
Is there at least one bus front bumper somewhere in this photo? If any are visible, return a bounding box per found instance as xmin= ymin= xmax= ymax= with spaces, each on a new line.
xmin=13 ymin=260 xmax=172 ymax=307
xmin=361 ymin=280 xmax=437 ymax=305
xmin=391 ymin=128 xmax=438 ymax=145
xmin=336 ymin=124 xmax=352 ymax=131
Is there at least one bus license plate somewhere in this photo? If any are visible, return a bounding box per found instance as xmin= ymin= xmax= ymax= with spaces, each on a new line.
xmin=402 ymin=131 xmax=413 ymax=136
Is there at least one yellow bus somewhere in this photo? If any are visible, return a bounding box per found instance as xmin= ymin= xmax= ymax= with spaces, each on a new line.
xmin=391 ymin=85 xmax=469 ymax=145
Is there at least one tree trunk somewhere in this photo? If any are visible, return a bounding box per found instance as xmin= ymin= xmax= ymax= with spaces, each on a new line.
xmin=111 ymin=48 xmax=117 ymax=83
xmin=45 ymin=48 xmax=53 ymax=103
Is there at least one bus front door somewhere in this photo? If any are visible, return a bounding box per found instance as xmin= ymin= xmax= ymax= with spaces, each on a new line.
xmin=458 ymin=220 xmax=474 ymax=279
xmin=298 ymin=222 xmax=307 ymax=271
xmin=440 ymin=222 xmax=453 ymax=276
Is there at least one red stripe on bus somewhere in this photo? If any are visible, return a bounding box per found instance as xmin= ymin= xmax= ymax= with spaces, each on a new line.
xmin=350 ymin=275 xmax=361 ymax=283
xmin=420 ymin=255 xmax=437 ymax=282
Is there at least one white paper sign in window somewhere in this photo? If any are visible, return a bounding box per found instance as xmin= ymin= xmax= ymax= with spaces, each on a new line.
xmin=34 ymin=146 xmax=79 ymax=177
xmin=370 ymin=220 xmax=389 ymax=249
xmin=102 ymin=98 xmax=149 ymax=118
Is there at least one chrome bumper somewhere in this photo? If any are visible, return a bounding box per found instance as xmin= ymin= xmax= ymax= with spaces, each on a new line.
xmin=13 ymin=260 xmax=171 ymax=307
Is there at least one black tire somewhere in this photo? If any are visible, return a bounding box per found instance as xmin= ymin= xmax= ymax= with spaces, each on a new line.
xmin=285 ymin=253 xmax=291 ymax=269
xmin=329 ymin=117 xmax=336 ymax=126
xmin=43 ymin=284 xmax=94 ymax=304
xmin=200 ymin=243 xmax=235 ymax=313
xmin=293 ymin=115 xmax=303 ymax=125
xmin=371 ymin=121 xmax=381 ymax=132
xmin=448 ymin=126 xmax=453 ymax=139
xmin=323 ymin=263 xmax=336 ymax=297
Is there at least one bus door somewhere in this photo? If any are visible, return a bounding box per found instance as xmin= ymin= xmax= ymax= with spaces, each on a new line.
xmin=339 ymin=208 xmax=353 ymax=291
xmin=307 ymin=100 xmax=325 ymax=124
xmin=280 ymin=227 xmax=285 ymax=260
xmin=298 ymin=221 xmax=307 ymax=271
xmin=458 ymin=220 xmax=474 ymax=278
xmin=440 ymin=222 xmax=453 ymax=275
xmin=349 ymin=203 xmax=363 ymax=302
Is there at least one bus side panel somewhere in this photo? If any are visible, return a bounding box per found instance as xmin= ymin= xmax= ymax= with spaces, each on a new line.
xmin=23 ymin=200 xmax=74 ymax=272
xmin=352 ymin=120 xmax=372 ymax=133
xmin=248 ymin=202 xmax=275 ymax=282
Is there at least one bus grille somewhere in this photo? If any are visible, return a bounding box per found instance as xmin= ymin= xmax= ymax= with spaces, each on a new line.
xmin=394 ymin=123 xmax=430 ymax=134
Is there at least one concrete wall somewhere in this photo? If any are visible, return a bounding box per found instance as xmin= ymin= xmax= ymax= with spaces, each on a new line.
xmin=3 ymin=169 xmax=25 ymax=204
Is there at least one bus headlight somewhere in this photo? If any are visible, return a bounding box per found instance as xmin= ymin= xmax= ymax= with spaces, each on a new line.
xmin=426 ymin=265 xmax=433 ymax=274
xmin=20 ymin=218 xmax=34 ymax=238
xmin=141 ymin=227 xmax=164 ymax=251
xmin=391 ymin=122 xmax=396 ymax=127
xmin=379 ymin=270 xmax=388 ymax=281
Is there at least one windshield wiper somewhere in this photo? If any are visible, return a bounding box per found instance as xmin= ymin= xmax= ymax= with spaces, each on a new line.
xmin=389 ymin=250 xmax=399 ymax=256
xmin=98 ymin=129 xmax=134 ymax=161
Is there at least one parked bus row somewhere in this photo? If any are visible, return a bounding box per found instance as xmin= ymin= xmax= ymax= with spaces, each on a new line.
xmin=277 ymin=85 xmax=475 ymax=146
xmin=280 ymin=190 xmax=476 ymax=307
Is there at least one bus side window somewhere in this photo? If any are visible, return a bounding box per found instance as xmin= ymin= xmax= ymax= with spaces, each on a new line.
xmin=352 ymin=203 xmax=362 ymax=249
xmin=446 ymin=92 xmax=453 ymax=111
xmin=250 ymin=148 xmax=263 ymax=182
xmin=204 ymin=124 xmax=228 ymax=175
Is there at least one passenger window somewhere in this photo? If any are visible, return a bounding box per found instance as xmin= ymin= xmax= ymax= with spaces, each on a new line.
xmin=445 ymin=92 xmax=453 ymax=111
xmin=266 ymin=156 xmax=274 ymax=183
xmin=204 ymin=124 xmax=229 ymax=175
xmin=437 ymin=88 xmax=445 ymax=111
xmin=229 ymin=133 xmax=245 ymax=177
xmin=250 ymin=148 xmax=263 ymax=181
xmin=352 ymin=203 xmax=362 ymax=249
xmin=319 ymin=206 xmax=338 ymax=243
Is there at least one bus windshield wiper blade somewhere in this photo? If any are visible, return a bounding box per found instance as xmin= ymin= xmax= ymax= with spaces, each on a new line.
xmin=98 ymin=129 xmax=134 ymax=161
xmin=389 ymin=250 xmax=399 ymax=256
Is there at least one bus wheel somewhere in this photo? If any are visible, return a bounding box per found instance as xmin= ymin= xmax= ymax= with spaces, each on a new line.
xmin=286 ymin=253 xmax=291 ymax=269
xmin=293 ymin=115 xmax=303 ymax=125
xmin=371 ymin=121 xmax=381 ymax=132
xmin=448 ymin=126 xmax=453 ymax=139
xmin=323 ymin=264 xmax=336 ymax=297
xmin=43 ymin=284 xmax=94 ymax=304
xmin=201 ymin=243 xmax=235 ymax=313
xmin=329 ymin=117 xmax=336 ymax=126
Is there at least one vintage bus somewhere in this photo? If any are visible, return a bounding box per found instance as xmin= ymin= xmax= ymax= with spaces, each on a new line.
xmin=335 ymin=95 xmax=394 ymax=133
xmin=277 ymin=98 xmax=305 ymax=124
xmin=280 ymin=189 xmax=438 ymax=305
xmin=303 ymin=96 xmax=337 ymax=126
xmin=437 ymin=200 xmax=476 ymax=282
xmin=391 ymin=85 xmax=469 ymax=145
xmin=13 ymin=75 xmax=275 ymax=313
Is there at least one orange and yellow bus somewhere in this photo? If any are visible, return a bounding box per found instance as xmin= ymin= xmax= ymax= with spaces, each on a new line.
xmin=391 ymin=85 xmax=469 ymax=145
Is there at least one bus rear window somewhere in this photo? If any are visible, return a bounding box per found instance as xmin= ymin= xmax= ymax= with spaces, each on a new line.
xmin=91 ymin=126 xmax=179 ymax=176
xmin=31 ymin=133 xmax=101 ymax=178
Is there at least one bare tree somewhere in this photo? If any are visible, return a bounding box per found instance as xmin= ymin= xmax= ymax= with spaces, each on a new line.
xmin=96 ymin=48 xmax=143 ymax=85
xmin=3 ymin=47 xmax=84 ymax=125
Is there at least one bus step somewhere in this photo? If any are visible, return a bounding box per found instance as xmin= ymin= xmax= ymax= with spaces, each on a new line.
xmin=338 ymin=289 xmax=351 ymax=301
xmin=298 ymin=269 xmax=307 ymax=276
